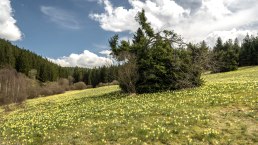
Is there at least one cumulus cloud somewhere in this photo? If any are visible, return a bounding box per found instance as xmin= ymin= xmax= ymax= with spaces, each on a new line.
xmin=205 ymin=28 xmax=258 ymax=47
xmin=90 ymin=0 xmax=258 ymax=46
xmin=41 ymin=6 xmax=81 ymax=29
xmin=90 ymin=0 xmax=138 ymax=32
xmin=48 ymin=50 xmax=113 ymax=68
xmin=99 ymin=50 xmax=111 ymax=56
xmin=90 ymin=0 xmax=189 ymax=32
xmin=0 ymin=0 xmax=22 ymax=41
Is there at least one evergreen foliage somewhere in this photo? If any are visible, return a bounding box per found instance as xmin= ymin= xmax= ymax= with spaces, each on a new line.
xmin=239 ymin=35 xmax=258 ymax=66
xmin=210 ymin=35 xmax=258 ymax=73
xmin=187 ymin=41 xmax=210 ymax=72
xmin=211 ymin=37 xmax=239 ymax=73
xmin=0 ymin=38 xmax=118 ymax=87
xmin=109 ymin=10 xmax=203 ymax=93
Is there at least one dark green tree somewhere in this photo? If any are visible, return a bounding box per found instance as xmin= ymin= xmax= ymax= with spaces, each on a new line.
xmin=211 ymin=38 xmax=239 ymax=73
xmin=239 ymin=35 xmax=253 ymax=66
xmin=109 ymin=10 xmax=202 ymax=93
xmin=16 ymin=51 xmax=30 ymax=75
xmin=73 ymin=67 xmax=83 ymax=83
xmin=187 ymin=41 xmax=210 ymax=72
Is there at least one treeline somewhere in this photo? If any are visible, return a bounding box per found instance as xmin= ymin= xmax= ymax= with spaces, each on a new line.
xmin=71 ymin=66 xmax=118 ymax=88
xmin=0 ymin=39 xmax=62 ymax=82
xmin=0 ymin=39 xmax=119 ymax=106
xmin=203 ymin=34 xmax=258 ymax=73
xmin=0 ymin=39 xmax=118 ymax=87
xmin=0 ymin=67 xmax=119 ymax=106
xmin=239 ymin=35 xmax=258 ymax=66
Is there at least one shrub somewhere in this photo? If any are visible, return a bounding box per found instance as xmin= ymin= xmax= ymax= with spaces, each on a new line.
xmin=86 ymin=85 xmax=93 ymax=89
xmin=96 ymin=80 xmax=119 ymax=87
xmin=96 ymin=82 xmax=106 ymax=87
xmin=58 ymin=78 xmax=70 ymax=91
xmin=48 ymin=82 xmax=65 ymax=94
xmin=71 ymin=82 xmax=87 ymax=90
xmin=110 ymin=80 xmax=119 ymax=85
xmin=40 ymin=82 xmax=65 ymax=97
xmin=40 ymin=87 xmax=54 ymax=97
xmin=27 ymin=79 xmax=41 ymax=99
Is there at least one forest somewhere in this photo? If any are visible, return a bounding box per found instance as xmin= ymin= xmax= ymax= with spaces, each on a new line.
xmin=0 ymin=39 xmax=119 ymax=105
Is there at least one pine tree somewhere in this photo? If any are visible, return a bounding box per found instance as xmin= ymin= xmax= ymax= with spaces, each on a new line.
xmin=73 ymin=67 xmax=83 ymax=83
xmin=16 ymin=52 xmax=30 ymax=75
xmin=240 ymin=35 xmax=252 ymax=66
xmin=211 ymin=38 xmax=238 ymax=72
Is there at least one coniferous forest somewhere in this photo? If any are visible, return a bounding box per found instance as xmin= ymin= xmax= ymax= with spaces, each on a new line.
xmin=0 ymin=38 xmax=118 ymax=84
xmin=0 ymin=38 xmax=119 ymax=105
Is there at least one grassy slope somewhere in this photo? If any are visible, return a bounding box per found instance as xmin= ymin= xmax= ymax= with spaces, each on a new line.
xmin=0 ymin=67 xmax=258 ymax=144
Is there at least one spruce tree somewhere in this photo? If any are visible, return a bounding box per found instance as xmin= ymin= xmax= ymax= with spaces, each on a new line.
xmin=109 ymin=10 xmax=202 ymax=93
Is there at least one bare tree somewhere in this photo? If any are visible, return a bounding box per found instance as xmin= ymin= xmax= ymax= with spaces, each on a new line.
xmin=117 ymin=52 xmax=138 ymax=94
xmin=0 ymin=68 xmax=28 ymax=106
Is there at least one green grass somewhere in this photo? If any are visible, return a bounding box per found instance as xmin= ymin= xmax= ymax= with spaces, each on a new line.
xmin=1 ymin=67 xmax=258 ymax=145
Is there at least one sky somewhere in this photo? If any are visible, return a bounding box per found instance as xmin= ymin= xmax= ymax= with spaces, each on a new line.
xmin=0 ymin=0 xmax=258 ymax=68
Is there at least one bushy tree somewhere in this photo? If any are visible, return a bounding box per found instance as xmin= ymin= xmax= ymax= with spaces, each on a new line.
xmin=109 ymin=10 xmax=202 ymax=93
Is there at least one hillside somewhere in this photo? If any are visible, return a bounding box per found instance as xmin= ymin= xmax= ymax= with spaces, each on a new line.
xmin=0 ymin=39 xmax=65 ymax=82
xmin=0 ymin=67 xmax=258 ymax=144
xmin=0 ymin=39 xmax=118 ymax=86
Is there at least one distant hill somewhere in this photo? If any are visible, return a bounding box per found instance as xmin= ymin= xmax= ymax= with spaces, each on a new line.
xmin=0 ymin=38 xmax=70 ymax=82
xmin=0 ymin=39 xmax=118 ymax=85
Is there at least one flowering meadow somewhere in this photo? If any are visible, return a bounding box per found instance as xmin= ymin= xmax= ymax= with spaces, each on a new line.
xmin=0 ymin=67 xmax=257 ymax=144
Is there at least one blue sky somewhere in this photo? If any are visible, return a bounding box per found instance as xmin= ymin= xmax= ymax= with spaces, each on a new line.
xmin=1 ymin=0 xmax=258 ymax=68
xmin=11 ymin=0 xmax=129 ymax=58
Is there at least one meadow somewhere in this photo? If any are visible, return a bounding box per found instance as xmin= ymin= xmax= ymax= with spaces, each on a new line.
xmin=0 ymin=67 xmax=257 ymax=144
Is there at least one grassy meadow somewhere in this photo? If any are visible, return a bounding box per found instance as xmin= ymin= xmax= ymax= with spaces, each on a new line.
xmin=0 ymin=67 xmax=258 ymax=144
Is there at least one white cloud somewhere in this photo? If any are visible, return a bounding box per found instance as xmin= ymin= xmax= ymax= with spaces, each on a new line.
xmin=0 ymin=0 xmax=22 ymax=41
xmin=99 ymin=50 xmax=111 ymax=56
xmin=87 ymin=0 xmax=102 ymax=3
xmin=41 ymin=6 xmax=81 ymax=29
xmin=90 ymin=0 xmax=189 ymax=32
xmin=90 ymin=0 xmax=258 ymax=45
xmin=93 ymin=44 xmax=109 ymax=49
xmin=90 ymin=0 xmax=139 ymax=32
xmin=205 ymin=28 xmax=258 ymax=47
xmin=49 ymin=50 xmax=113 ymax=68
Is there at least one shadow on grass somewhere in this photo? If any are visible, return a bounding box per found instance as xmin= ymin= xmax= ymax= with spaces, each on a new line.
xmin=73 ymin=91 xmax=131 ymax=103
